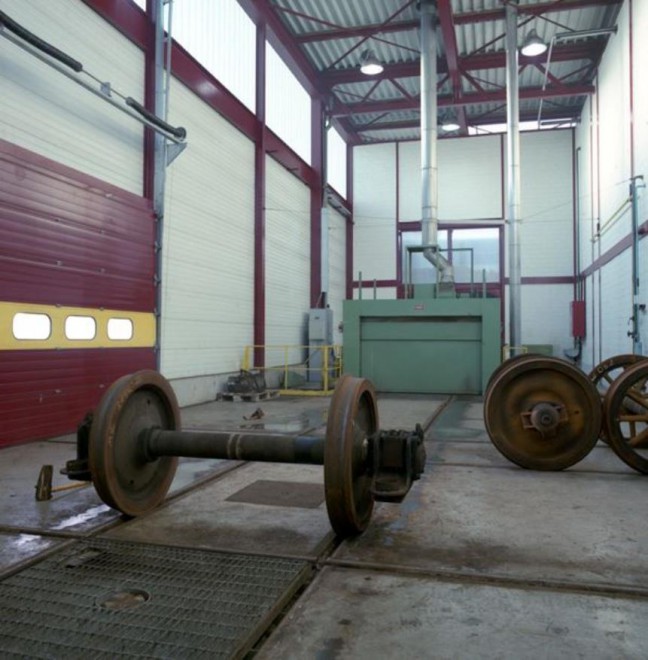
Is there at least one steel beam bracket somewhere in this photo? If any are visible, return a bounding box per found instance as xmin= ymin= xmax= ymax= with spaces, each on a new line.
xmin=369 ymin=425 xmax=426 ymax=503
xmin=61 ymin=412 xmax=93 ymax=481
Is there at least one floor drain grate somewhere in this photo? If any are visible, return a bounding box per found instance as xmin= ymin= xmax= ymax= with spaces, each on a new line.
xmin=0 ymin=537 xmax=309 ymax=658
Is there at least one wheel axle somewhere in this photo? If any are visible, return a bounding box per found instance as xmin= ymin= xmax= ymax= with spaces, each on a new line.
xmin=64 ymin=370 xmax=426 ymax=537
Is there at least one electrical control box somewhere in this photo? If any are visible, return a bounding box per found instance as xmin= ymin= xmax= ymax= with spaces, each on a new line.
xmin=571 ymin=300 xmax=586 ymax=338
xmin=308 ymin=308 xmax=333 ymax=343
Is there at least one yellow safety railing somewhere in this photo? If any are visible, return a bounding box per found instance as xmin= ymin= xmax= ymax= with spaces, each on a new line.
xmin=242 ymin=344 xmax=343 ymax=396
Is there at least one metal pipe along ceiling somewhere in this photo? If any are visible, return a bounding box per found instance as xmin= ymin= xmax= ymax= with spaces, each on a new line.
xmin=419 ymin=0 xmax=453 ymax=282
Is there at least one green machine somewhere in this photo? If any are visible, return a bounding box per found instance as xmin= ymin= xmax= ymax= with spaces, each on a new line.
xmin=343 ymin=247 xmax=501 ymax=395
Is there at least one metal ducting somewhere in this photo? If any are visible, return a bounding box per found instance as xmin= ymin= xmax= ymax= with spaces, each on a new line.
xmin=419 ymin=0 xmax=453 ymax=284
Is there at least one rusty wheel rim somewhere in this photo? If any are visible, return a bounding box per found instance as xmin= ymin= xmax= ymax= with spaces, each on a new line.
xmin=485 ymin=353 xmax=543 ymax=400
xmin=89 ymin=370 xmax=181 ymax=516
xmin=589 ymin=354 xmax=648 ymax=442
xmin=484 ymin=357 xmax=601 ymax=470
xmin=603 ymin=360 xmax=648 ymax=474
xmin=324 ymin=374 xmax=378 ymax=537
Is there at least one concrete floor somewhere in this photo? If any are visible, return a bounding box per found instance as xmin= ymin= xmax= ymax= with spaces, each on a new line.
xmin=1 ymin=391 xmax=647 ymax=658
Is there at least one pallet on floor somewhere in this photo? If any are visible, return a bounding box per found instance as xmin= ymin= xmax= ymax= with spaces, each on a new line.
xmin=217 ymin=390 xmax=280 ymax=402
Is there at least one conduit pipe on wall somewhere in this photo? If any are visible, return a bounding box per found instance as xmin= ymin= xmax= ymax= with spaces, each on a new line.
xmin=506 ymin=1 xmax=522 ymax=349
xmin=537 ymin=27 xmax=617 ymax=125
xmin=630 ymin=175 xmax=645 ymax=354
xmin=419 ymin=0 xmax=453 ymax=283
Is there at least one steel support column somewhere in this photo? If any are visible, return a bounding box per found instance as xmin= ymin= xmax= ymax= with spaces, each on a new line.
xmin=254 ymin=22 xmax=266 ymax=367
xmin=506 ymin=2 xmax=522 ymax=351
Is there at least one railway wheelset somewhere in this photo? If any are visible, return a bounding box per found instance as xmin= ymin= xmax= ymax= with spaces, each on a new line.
xmin=484 ymin=353 xmax=648 ymax=474
xmin=63 ymin=370 xmax=426 ymax=538
xmin=62 ymin=354 xmax=647 ymax=540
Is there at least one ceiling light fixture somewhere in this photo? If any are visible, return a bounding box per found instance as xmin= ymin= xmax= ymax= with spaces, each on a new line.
xmin=441 ymin=120 xmax=461 ymax=132
xmin=520 ymin=29 xmax=548 ymax=57
xmin=440 ymin=111 xmax=461 ymax=132
xmin=359 ymin=49 xmax=384 ymax=76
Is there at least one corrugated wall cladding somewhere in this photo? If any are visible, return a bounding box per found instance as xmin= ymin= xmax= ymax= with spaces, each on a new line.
xmin=265 ymin=156 xmax=311 ymax=365
xmin=574 ymin=0 xmax=646 ymax=364
xmin=353 ymin=143 xmax=397 ymax=283
xmin=0 ymin=349 xmax=155 ymax=446
xmin=160 ymin=78 xmax=255 ymax=380
xmin=0 ymin=140 xmax=155 ymax=311
xmin=398 ymin=136 xmax=502 ymax=222
xmin=600 ymin=250 xmax=633 ymax=358
xmin=516 ymin=131 xmax=574 ymax=278
xmin=0 ymin=0 xmax=144 ymax=194
xmin=0 ymin=140 xmax=156 ymax=446
xmin=172 ymin=0 xmax=256 ymax=111
xmin=327 ymin=208 xmax=346 ymax=346
xmin=520 ymin=284 xmax=574 ymax=357
xmin=266 ymin=44 xmax=312 ymax=165
xmin=595 ymin=2 xmax=632 ymax=253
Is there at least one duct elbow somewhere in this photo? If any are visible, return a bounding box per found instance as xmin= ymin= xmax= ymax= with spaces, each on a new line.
xmin=423 ymin=246 xmax=454 ymax=283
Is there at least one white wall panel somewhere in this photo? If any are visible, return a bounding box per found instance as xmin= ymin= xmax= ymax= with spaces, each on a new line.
xmin=266 ymin=44 xmax=311 ymax=164
xmin=582 ymin=274 xmax=596 ymax=372
xmin=353 ymin=287 xmax=397 ymax=300
xmin=575 ymin=99 xmax=595 ymax=272
xmin=515 ymin=131 xmax=574 ymax=277
xmin=398 ymin=135 xmax=502 ymax=222
xmin=520 ymin=284 xmax=573 ymax=356
xmin=327 ymin=128 xmax=347 ymax=198
xmin=327 ymin=208 xmax=346 ymax=346
xmin=265 ymin=156 xmax=311 ymax=364
xmin=634 ymin=0 xmax=648 ymax=190
xmin=353 ymin=143 xmax=397 ymax=281
xmin=600 ymin=252 xmax=633 ymax=358
xmin=161 ymin=78 xmax=255 ymax=383
xmin=632 ymin=0 xmax=648 ymax=358
xmin=172 ymin=0 xmax=256 ymax=111
xmin=596 ymin=3 xmax=632 ymax=254
xmin=0 ymin=0 xmax=144 ymax=194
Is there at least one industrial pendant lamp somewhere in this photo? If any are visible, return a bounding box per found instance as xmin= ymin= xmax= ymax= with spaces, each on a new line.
xmin=440 ymin=115 xmax=460 ymax=132
xmin=360 ymin=49 xmax=384 ymax=75
xmin=520 ymin=29 xmax=548 ymax=57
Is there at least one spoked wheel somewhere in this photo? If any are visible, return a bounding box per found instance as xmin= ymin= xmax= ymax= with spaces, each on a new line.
xmin=589 ymin=354 xmax=648 ymax=398
xmin=603 ymin=360 xmax=648 ymax=474
xmin=484 ymin=357 xmax=602 ymax=470
xmin=324 ymin=374 xmax=379 ymax=537
xmin=588 ymin=355 xmax=648 ymax=442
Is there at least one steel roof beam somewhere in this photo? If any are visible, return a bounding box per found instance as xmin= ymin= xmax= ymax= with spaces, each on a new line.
xmin=454 ymin=0 xmax=622 ymax=24
xmin=332 ymin=84 xmax=594 ymax=117
xmin=437 ymin=0 xmax=467 ymax=134
xmin=353 ymin=108 xmax=579 ymax=133
xmin=323 ymin=42 xmax=603 ymax=86
xmin=297 ymin=19 xmax=419 ymax=44
xmin=295 ymin=0 xmax=620 ymax=43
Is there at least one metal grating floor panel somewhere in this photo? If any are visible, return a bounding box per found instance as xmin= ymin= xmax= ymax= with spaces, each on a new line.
xmin=0 ymin=537 xmax=310 ymax=659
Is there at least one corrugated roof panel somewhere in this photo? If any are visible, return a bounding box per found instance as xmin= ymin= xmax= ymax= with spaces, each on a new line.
xmin=272 ymin=0 xmax=419 ymax=33
xmin=361 ymin=127 xmax=420 ymax=143
xmin=267 ymin=0 xmax=622 ymax=140
xmin=351 ymin=109 xmax=420 ymax=126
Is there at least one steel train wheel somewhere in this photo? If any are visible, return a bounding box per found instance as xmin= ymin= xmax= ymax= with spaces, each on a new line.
xmin=589 ymin=354 xmax=648 ymax=442
xmin=589 ymin=354 xmax=648 ymax=396
xmin=485 ymin=353 xmax=542 ymax=398
xmin=603 ymin=360 xmax=648 ymax=474
xmin=89 ymin=370 xmax=181 ymax=516
xmin=324 ymin=374 xmax=379 ymax=537
xmin=484 ymin=357 xmax=601 ymax=470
